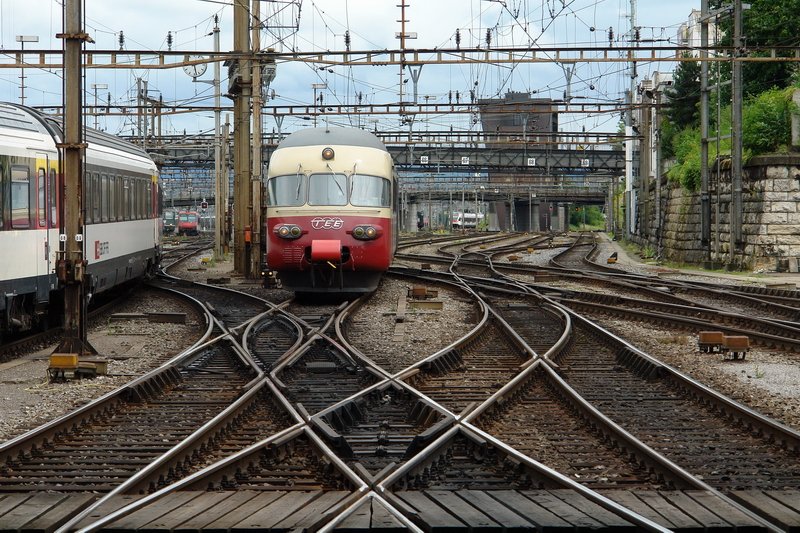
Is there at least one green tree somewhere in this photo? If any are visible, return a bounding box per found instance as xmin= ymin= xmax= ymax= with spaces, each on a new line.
xmin=711 ymin=0 xmax=800 ymax=96
xmin=663 ymin=56 xmax=701 ymax=129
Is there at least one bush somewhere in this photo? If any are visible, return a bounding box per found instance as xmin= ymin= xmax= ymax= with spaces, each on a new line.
xmin=742 ymin=87 xmax=794 ymax=154
xmin=666 ymin=127 xmax=702 ymax=191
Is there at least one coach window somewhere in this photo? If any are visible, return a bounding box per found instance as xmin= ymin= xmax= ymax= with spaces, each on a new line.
xmin=49 ymin=169 xmax=57 ymax=227
xmin=101 ymin=174 xmax=109 ymax=222
xmin=137 ymin=180 xmax=144 ymax=219
xmin=93 ymin=173 xmax=101 ymax=223
xmin=108 ymin=175 xmax=116 ymax=221
xmin=308 ymin=172 xmax=347 ymax=206
xmin=146 ymin=181 xmax=152 ymax=217
xmin=350 ymin=174 xmax=391 ymax=207
xmin=267 ymin=174 xmax=306 ymax=206
xmin=37 ymin=168 xmax=47 ymax=227
xmin=123 ymin=178 xmax=130 ymax=220
xmin=11 ymin=166 xmax=30 ymax=228
xmin=115 ymin=176 xmax=122 ymax=221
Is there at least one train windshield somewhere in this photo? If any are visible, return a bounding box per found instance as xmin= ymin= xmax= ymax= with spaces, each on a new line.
xmin=267 ymin=174 xmax=306 ymax=206
xmin=350 ymin=175 xmax=391 ymax=207
xmin=179 ymin=213 xmax=198 ymax=222
xmin=308 ymin=172 xmax=347 ymax=206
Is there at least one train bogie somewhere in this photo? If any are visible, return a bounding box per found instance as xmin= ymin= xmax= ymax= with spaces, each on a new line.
xmin=264 ymin=127 xmax=397 ymax=293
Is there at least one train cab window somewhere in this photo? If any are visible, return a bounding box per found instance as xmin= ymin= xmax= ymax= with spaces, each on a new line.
xmin=308 ymin=172 xmax=347 ymax=206
xmin=37 ymin=168 xmax=47 ymax=227
xmin=49 ymin=169 xmax=57 ymax=227
xmin=267 ymin=174 xmax=306 ymax=206
xmin=350 ymin=174 xmax=391 ymax=207
xmin=11 ymin=166 xmax=30 ymax=229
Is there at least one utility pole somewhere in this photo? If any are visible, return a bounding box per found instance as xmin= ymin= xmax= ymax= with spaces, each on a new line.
xmin=232 ymin=0 xmax=252 ymax=276
xmin=624 ymin=0 xmax=637 ymax=240
xmin=700 ymin=0 xmax=712 ymax=263
xmin=251 ymin=0 xmax=263 ymax=278
xmin=730 ymin=0 xmax=744 ymax=260
xmin=398 ymin=1 xmax=408 ymax=107
xmin=52 ymin=0 xmax=96 ymax=361
xmin=212 ymin=17 xmax=224 ymax=260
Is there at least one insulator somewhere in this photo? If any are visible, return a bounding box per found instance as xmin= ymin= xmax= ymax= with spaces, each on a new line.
xmin=118 ymin=30 xmax=125 ymax=50
xmin=455 ymin=28 xmax=461 ymax=49
xmin=344 ymin=30 xmax=351 ymax=51
xmin=166 ymin=31 xmax=173 ymax=51
xmin=485 ymin=28 xmax=492 ymax=47
xmin=607 ymin=27 xmax=614 ymax=44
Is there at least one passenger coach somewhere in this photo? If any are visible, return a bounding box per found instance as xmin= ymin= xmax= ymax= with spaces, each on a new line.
xmin=0 ymin=103 xmax=160 ymax=336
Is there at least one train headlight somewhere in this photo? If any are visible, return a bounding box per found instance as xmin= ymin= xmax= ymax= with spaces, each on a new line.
xmin=351 ymin=225 xmax=379 ymax=240
xmin=275 ymin=224 xmax=303 ymax=239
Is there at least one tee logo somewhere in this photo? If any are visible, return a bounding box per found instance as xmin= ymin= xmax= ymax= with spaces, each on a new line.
xmin=311 ymin=217 xmax=344 ymax=230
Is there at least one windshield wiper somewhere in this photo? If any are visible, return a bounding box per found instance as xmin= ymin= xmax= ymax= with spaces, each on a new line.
xmin=327 ymin=164 xmax=346 ymax=199
xmin=295 ymin=164 xmax=303 ymax=200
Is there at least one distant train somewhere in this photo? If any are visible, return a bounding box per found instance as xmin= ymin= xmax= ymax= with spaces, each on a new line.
xmin=0 ymin=103 xmax=160 ymax=336
xmin=177 ymin=210 xmax=199 ymax=236
xmin=162 ymin=210 xmax=177 ymax=235
xmin=264 ymin=127 xmax=398 ymax=293
xmin=452 ymin=211 xmax=484 ymax=229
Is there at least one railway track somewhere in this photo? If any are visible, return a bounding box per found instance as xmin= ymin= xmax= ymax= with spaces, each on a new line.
xmin=0 ymin=342 xmax=255 ymax=493
xmin=3 ymin=237 xmax=800 ymax=532
xmin=554 ymin=317 xmax=800 ymax=492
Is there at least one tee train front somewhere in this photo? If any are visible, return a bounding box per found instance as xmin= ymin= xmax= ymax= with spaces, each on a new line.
xmin=265 ymin=128 xmax=397 ymax=293
xmin=0 ymin=103 xmax=160 ymax=336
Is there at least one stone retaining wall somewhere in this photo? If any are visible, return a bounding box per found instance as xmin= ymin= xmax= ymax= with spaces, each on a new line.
xmin=633 ymin=154 xmax=800 ymax=271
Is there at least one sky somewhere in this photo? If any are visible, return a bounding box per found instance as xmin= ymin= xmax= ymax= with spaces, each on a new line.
xmin=0 ymin=0 xmax=700 ymax=138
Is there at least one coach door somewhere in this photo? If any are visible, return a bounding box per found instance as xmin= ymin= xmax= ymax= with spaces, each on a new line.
xmin=34 ymin=153 xmax=52 ymax=296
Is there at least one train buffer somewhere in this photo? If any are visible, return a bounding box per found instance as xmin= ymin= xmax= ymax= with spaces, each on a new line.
xmin=607 ymin=252 xmax=618 ymax=264
xmin=722 ymin=335 xmax=749 ymax=360
xmin=698 ymin=331 xmax=725 ymax=353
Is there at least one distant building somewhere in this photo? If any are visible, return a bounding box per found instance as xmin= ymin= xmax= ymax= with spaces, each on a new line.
xmin=477 ymin=91 xmax=559 ymax=231
xmin=677 ymin=9 xmax=719 ymax=56
xmin=478 ymin=91 xmax=558 ymax=187
xmin=478 ymin=91 xmax=557 ymax=147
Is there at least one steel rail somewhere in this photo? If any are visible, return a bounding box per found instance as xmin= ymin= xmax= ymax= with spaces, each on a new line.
xmin=377 ymin=424 xmax=673 ymax=532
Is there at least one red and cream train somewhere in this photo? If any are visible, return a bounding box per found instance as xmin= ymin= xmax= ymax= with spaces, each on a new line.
xmin=0 ymin=103 xmax=160 ymax=336
xmin=264 ymin=127 xmax=398 ymax=293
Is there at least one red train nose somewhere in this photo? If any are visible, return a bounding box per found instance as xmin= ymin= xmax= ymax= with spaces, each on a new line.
xmin=311 ymin=239 xmax=342 ymax=261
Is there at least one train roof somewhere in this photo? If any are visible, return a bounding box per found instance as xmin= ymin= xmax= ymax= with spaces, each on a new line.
xmin=0 ymin=102 xmax=56 ymax=136
xmin=277 ymin=127 xmax=388 ymax=152
xmin=0 ymin=102 xmax=153 ymax=162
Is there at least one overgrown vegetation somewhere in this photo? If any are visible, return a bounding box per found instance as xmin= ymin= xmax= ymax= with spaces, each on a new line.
xmin=660 ymin=1 xmax=800 ymax=191
xmin=568 ymin=205 xmax=604 ymax=229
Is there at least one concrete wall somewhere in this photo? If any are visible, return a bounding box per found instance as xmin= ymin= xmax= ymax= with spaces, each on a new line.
xmin=633 ymin=155 xmax=800 ymax=271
